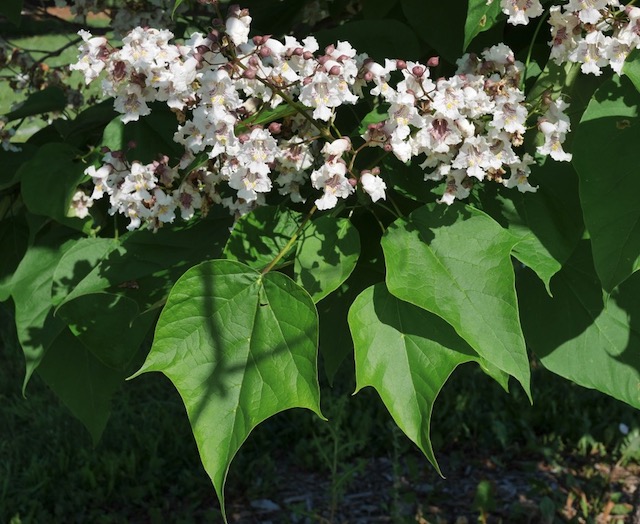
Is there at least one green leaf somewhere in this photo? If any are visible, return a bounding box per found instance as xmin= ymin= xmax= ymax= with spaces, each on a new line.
xmin=101 ymin=106 xmax=182 ymax=163
xmin=314 ymin=19 xmax=421 ymax=62
xmin=464 ymin=0 xmax=502 ymax=50
xmin=57 ymin=292 xmax=154 ymax=370
xmin=362 ymin=0 xmax=399 ymax=19
xmin=0 ymin=144 xmax=38 ymax=190
xmin=0 ymin=216 xmax=29 ymax=301
xmin=382 ymin=203 xmax=531 ymax=395
xmin=358 ymin=104 xmax=389 ymax=135
xmin=171 ymin=0 xmax=185 ymax=18
xmin=573 ymin=75 xmax=640 ymax=291
xmin=622 ymin=48 xmax=640 ymax=94
xmin=518 ymin=241 xmax=640 ymax=409
xmin=53 ymin=215 xmax=232 ymax=311
xmin=132 ymin=259 xmax=323 ymax=517
xmin=36 ymin=329 xmax=130 ymax=443
xmin=478 ymin=160 xmax=584 ymax=292
xmin=10 ymin=228 xmax=79 ymax=391
xmin=51 ymin=238 xmax=119 ymax=307
xmin=401 ymin=0 xmax=466 ymax=63
xmin=349 ymin=283 xmax=494 ymax=472
xmin=4 ymin=87 xmax=66 ymax=121
xmin=18 ymin=143 xmax=86 ymax=222
xmin=0 ymin=0 xmax=22 ymax=26
xmin=223 ymin=206 xmax=303 ymax=270
xmin=294 ymin=216 xmax=360 ymax=303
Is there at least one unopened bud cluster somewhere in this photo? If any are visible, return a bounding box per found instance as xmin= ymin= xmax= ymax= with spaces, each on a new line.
xmin=72 ymin=4 xmax=571 ymax=230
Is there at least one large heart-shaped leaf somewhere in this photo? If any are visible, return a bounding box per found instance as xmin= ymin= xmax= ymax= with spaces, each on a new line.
xmin=349 ymin=283 xmax=498 ymax=472
xmin=519 ymin=241 xmax=640 ymax=409
xmin=573 ymin=75 xmax=640 ymax=291
xmin=382 ymin=203 xmax=530 ymax=396
xmin=131 ymin=260 xmax=323 ymax=518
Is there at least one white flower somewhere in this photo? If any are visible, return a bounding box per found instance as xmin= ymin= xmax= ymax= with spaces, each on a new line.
xmin=501 ymin=0 xmax=544 ymax=26
xmin=226 ymin=14 xmax=252 ymax=46
xmin=360 ymin=173 xmax=386 ymax=202
xmin=311 ymin=161 xmax=354 ymax=210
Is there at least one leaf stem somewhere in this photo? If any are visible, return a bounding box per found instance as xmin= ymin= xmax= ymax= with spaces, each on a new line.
xmin=521 ymin=9 xmax=550 ymax=91
xmin=261 ymin=205 xmax=317 ymax=275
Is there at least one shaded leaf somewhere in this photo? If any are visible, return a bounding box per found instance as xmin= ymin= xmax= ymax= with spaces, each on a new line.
xmin=132 ymin=259 xmax=323 ymax=517
xmin=0 ymin=0 xmax=22 ymax=26
xmin=573 ymin=75 xmax=640 ymax=291
xmin=294 ymin=216 xmax=360 ymax=303
xmin=478 ymin=160 xmax=584 ymax=292
xmin=0 ymin=216 xmax=29 ymax=301
xmin=37 ymin=329 xmax=130 ymax=443
xmin=57 ymin=292 xmax=155 ymax=370
xmin=4 ymin=87 xmax=66 ymax=121
xmin=401 ymin=0 xmax=466 ymax=63
xmin=224 ymin=206 xmax=302 ymax=270
xmin=54 ymin=215 xmax=232 ymax=311
xmin=314 ymin=19 xmax=420 ymax=62
xmin=519 ymin=241 xmax=640 ymax=409
xmin=382 ymin=203 xmax=530 ymax=395
xmin=10 ymin=228 xmax=79 ymax=391
xmin=18 ymin=143 xmax=86 ymax=222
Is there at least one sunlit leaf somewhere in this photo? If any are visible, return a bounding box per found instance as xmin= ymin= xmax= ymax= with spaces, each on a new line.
xmin=131 ymin=260 xmax=323 ymax=517
xmin=382 ymin=203 xmax=530 ymax=395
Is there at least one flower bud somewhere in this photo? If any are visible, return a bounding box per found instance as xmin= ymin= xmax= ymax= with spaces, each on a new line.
xmin=268 ymin=122 xmax=282 ymax=135
xmin=427 ymin=56 xmax=439 ymax=67
xmin=412 ymin=65 xmax=425 ymax=78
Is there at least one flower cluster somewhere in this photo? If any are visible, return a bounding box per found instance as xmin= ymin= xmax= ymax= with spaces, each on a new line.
xmin=73 ymin=4 xmax=570 ymax=230
xmin=548 ymin=1 xmax=640 ymax=75
xmin=502 ymin=0 xmax=640 ymax=77
xmin=364 ymin=44 xmax=571 ymax=203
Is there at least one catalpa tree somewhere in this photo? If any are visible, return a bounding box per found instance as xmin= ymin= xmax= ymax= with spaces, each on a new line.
xmin=1 ymin=0 xmax=639 ymax=519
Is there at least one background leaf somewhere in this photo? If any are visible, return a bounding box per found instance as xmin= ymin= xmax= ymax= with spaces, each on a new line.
xmin=36 ymin=329 xmax=132 ymax=443
xmin=0 ymin=0 xmax=22 ymax=26
xmin=573 ymin=75 xmax=640 ymax=291
xmin=518 ymin=241 xmax=640 ymax=409
xmin=132 ymin=260 xmax=323 ymax=517
xmin=223 ymin=206 xmax=302 ymax=270
xmin=382 ymin=203 xmax=530 ymax=395
xmin=3 ymin=87 xmax=65 ymax=121
xmin=294 ymin=216 xmax=360 ymax=303
xmin=478 ymin=161 xmax=584 ymax=292
xmin=18 ymin=143 xmax=86 ymax=223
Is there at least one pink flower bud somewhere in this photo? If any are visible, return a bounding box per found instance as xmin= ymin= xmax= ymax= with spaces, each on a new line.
xmin=268 ymin=122 xmax=282 ymax=134
xmin=412 ymin=65 xmax=424 ymax=78
xmin=329 ymin=65 xmax=341 ymax=75
xmin=396 ymin=60 xmax=407 ymax=70
xmin=427 ymin=56 xmax=439 ymax=67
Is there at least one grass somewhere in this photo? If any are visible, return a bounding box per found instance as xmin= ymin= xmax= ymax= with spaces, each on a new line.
xmin=0 ymin=12 xmax=110 ymax=140
xmin=2 ymin=297 xmax=640 ymax=523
